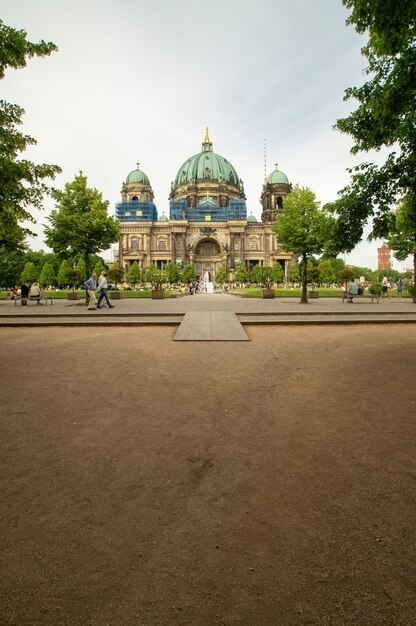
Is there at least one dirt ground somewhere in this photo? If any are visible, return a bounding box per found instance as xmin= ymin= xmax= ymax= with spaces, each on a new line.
xmin=1 ymin=325 xmax=415 ymax=626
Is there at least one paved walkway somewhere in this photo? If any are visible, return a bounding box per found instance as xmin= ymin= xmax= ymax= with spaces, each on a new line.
xmin=1 ymin=293 xmax=416 ymax=336
xmin=174 ymin=311 xmax=249 ymax=341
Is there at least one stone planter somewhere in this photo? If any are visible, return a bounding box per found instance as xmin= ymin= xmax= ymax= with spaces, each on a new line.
xmin=308 ymin=290 xmax=319 ymax=299
xmin=67 ymin=292 xmax=78 ymax=300
xmin=110 ymin=291 xmax=122 ymax=300
xmin=151 ymin=289 xmax=164 ymax=300
xmin=262 ymin=288 xmax=275 ymax=299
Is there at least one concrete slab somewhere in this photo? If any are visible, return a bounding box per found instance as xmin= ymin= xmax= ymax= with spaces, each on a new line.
xmin=174 ymin=311 xmax=249 ymax=341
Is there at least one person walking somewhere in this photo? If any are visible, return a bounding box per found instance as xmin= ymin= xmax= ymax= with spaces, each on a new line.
xmin=396 ymin=278 xmax=404 ymax=298
xmin=84 ymin=272 xmax=97 ymax=310
xmin=381 ymin=275 xmax=390 ymax=298
xmin=96 ymin=272 xmax=114 ymax=309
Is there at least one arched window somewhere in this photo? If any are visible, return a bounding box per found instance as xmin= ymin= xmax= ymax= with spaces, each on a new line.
xmin=132 ymin=196 xmax=138 ymax=201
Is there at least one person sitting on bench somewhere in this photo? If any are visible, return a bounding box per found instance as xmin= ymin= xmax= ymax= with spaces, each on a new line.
xmin=20 ymin=283 xmax=29 ymax=305
xmin=29 ymin=282 xmax=43 ymax=304
xmin=347 ymin=279 xmax=359 ymax=302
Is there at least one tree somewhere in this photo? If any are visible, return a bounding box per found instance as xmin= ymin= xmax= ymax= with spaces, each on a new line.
xmin=44 ymin=172 xmax=120 ymax=282
xmin=339 ymin=267 xmax=356 ymax=290
xmin=307 ymin=265 xmax=321 ymax=286
xmin=274 ymin=186 xmax=332 ymax=303
xmin=0 ymin=246 xmax=25 ymax=286
xmin=215 ymin=266 xmax=227 ymax=284
xmin=20 ymin=261 xmax=38 ymax=284
xmin=288 ymin=265 xmax=300 ymax=284
xmin=94 ymin=260 xmax=107 ymax=277
xmin=67 ymin=268 xmax=82 ymax=292
xmin=0 ymin=20 xmax=61 ymax=249
xmin=235 ymin=265 xmax=249 ymax=283
xmin=318 ymin=259 xmax=335 ymax=285
xmin=76 ymin=257 xmax=86 ymax=280
xmin=127 ymin=261 xmax=141 ymax=289
xmin=39 ymin=262 xmax=56 ymax=287
xmin=164 ymin=261 xmax=180 ymax=285
xmin=108 ymin=263 xmax=124 ymax=289
xmin=144 ymin=265 xmax=166 ymax=290
xmin=250 ymin=265 xmax=277 ymax=289
xmin=387 ymin=197 xmax=416 ymax=301
xmin=181 ymin=265 xmax=196 ymax=285
xmin=57 ymin=259 xmax=71 ymax=288
xmin=331 ymin=1 xmax=416 ymax=299
xmin=272 ymin=263 xmax=284 ymax=284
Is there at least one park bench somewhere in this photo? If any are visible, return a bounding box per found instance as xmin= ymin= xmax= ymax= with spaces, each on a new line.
xmin=14 ymin=295 xmax=53 ymax=306
xmin=341 ymin=292 xmax=379 ymax=304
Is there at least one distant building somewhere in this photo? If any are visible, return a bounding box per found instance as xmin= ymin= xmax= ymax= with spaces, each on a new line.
xmin=377 ymin=243 xmax=392 ymax=271
xmin=116 ymin=129 xmax=296 ymax=280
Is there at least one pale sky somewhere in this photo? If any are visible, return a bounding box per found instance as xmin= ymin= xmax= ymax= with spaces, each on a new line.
xmin=1 ymin=0 xmax=411 ymax=270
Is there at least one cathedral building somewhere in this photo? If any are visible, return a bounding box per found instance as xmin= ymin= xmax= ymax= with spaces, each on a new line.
xmin=116 ymin=129 xmax=295 ymax=280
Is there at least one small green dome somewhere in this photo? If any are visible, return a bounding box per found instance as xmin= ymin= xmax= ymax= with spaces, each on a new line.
xmin=247 ymin=213 xmax=257 ymax=223
xmin=159 ymin=212 xmax=168 ymax=222
xmin=266 ymin=164 xmax=289 ymax=186
xmin=126 ymin=162 xmax=150 ymax=185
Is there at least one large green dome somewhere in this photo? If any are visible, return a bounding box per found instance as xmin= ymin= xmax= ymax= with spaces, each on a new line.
xmin=172 ymin=129 xmax=243 ymax=192
xmin=266 ymin=164 xmax=289 ymax=185
xmin=126 ymin=163 xmax=150 ymax=185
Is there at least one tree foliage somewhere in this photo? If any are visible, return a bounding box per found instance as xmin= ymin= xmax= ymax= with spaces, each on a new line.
xmin=108 ymin=264 xmax=124 ymax=288
xmin=0 ymin=19 xmax=61 ymax=249
xmin=44 ymin=172 xmax=120 ymax=280
xmin=20 ymin=261 xmax=38 ymax=284
xmin=234 ymin=265 xmax=249 ymax=283
xmin=0 ymin=245 xmax=25 ymax=286
xmin=317 ymin=259 xmax=335 ymax=285
xmin=39 ymin=262 xmax=56 ymax=287
xmin=164 ymin=261 xmax=180 ymax=284
xmin=57 ymin=259 xmax=71 ymax=288
xmin=215 ymin=266 xmax=227 ymax=284
xmin=332 ymin=0 xmax=416 ymax=298
xmin=181 ymin=265 xmax=196 ymax=284
xmin=144 ymin=265 xmax=166 ymax=290
xmin=274 ymin=186 xmax=332 ymax=303
xmin=127 ymin=261 xmax=141 ymax=289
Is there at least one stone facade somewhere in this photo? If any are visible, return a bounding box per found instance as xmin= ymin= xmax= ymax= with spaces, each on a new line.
xmin=116 ymin=132 xmax=295 ymax=280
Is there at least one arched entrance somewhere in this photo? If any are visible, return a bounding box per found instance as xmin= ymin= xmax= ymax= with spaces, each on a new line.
xmin=194 ymin=238 xmax=222 ymax=280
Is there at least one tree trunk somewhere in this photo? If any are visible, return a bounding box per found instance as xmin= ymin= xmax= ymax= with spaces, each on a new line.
xmin=84 ymin=254 xmax=90 ymax=306
xmin=413 ymin=251 xmax=416 ymax=303
xmin=301 ymin=253 xmax=308 ymax=304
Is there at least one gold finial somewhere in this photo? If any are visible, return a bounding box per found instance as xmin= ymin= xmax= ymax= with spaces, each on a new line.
xmin=275 ymin=162 xmax=279 ymax=170
xmin=202 ymin=125 xmax=213 ymax=152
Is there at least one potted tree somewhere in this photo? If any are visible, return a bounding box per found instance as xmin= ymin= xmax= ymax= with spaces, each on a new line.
xmin=145 ymin=265 xmax=166 ymax=299
xmin=250 ymin=265 xmax=275 ymax=298
xmin=369 ymin=282 xmax=382 ymax=297
xmin=308 ymin=265 xmax=320 ymax=298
